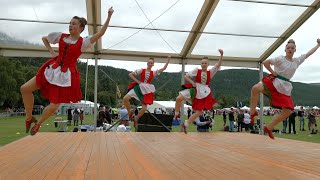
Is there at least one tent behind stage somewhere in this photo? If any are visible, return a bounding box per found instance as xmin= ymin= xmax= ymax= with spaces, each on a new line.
xmin=142 ymin=101 xmax=191 ymax=115
xmin=58 ymin=100 xmax=99 ymax=115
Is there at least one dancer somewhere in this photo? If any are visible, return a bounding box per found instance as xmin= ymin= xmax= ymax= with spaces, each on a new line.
xmin=250 ymin=38 xmax=320 ymax=139
xmin=175 ymin=49 xmax=224 ymax=134
xmin=123 ymin=57 xmax=170 ymax=127
xmin=20 ymin=7 xmax=114 ymax=135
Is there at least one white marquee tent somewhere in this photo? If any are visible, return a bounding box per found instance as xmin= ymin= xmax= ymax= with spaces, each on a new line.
xmin=141 ymin=101 xmax=191 ymax=115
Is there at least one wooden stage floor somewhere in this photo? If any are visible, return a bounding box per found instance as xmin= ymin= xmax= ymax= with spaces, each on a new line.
xmin=0 ymin=132 xmax=319 ymax=180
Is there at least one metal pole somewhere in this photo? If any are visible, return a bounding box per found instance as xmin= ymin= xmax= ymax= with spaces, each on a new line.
xmin=85 ymin=59 xmax=89 ymax=114
xmin=180 ymin=59 xmax=185 ymax=132
xmin=93 ymin=56 xmax=98 ymax=131
xmin=259 ymin=63 xmax=264 ymax=135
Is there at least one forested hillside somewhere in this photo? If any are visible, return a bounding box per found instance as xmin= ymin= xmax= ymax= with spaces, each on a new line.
xmin=1 ymin=56 xmax=319 ymax=108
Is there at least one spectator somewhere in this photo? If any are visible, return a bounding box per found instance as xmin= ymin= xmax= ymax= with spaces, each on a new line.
xmin=194 ymin=114 xmax=211 ymax=132
xmin=80 ymin=107 xmax=84 ymax=125
xmin=222 ymin=110 xmax=227 ymax=127
xmin=73 ymin=107 xmax=80 ymax=126
xmin=282 ymin=118 xmax=288 ymax=133
xmin=309 ymin=110 xmax=318 ymax=134
xmin=118 ymin=105 xmax=130 ymax=126
xmin=288 ymin=111 xmax=297 ymax=134
xmin=187 ymin=107 xmax=191 ymax=119
xmin=237 ymin=110 xmax=244 ymax=132
xmin=243 ymin=110 xmax=250 ymax=131
xmin=229 ymin=108 xmax=235 ymax=132
xmin=298 ymin=106 xmax=305 ymax=131
xmin=98 ymin=105 xmax=107 ymax=127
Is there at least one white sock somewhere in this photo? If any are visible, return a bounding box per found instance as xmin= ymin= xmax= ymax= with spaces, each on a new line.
xmin=184 ymin=120 xmax=189 ymax=127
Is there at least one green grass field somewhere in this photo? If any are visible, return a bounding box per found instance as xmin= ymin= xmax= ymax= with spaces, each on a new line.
xmin=0 ymin=115 xmax=319 ymax=146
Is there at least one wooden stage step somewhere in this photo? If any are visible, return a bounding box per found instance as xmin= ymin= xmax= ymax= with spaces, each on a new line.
xmin=0 ymin=132 xmax=319 ymax=180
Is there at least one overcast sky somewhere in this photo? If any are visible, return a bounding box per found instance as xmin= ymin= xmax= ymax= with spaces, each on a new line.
xmin=1 ymin=0 xmax=320 ymax=83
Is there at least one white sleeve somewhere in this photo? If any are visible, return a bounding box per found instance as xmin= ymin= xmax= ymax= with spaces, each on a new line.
xmin=134 ymin=68 xmax=143 ymax=75
xmin=269 ymin=56 xmax=282 ymax=66
xmin=46 ymin=32 xmax=62 ymax=44
xmin=186 ymin=68 xmax=198 ymax=77
xmin=153 ymin=69 xmax=160 ymax=77
xmin=81 ymin=36 xmax=96 ymax=52
xmin=296 ymin=54 xmax=307 ymax=66
xmin=209 ymin=66 xmax=219 ymax=78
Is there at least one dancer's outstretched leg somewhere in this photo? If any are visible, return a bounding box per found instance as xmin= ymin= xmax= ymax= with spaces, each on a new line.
xmin=264 ymin=108 xmax=292 ymax=139
xmin=182 ymin=110 xmax=202 ymax=134
xmin=134 ymin=104 xmax=147 ymax=130
xmin=20 ymin=77 xmax=39 ymax=133
xmin=123 ymin=94 xmax=132 ymax=119
xmin=30 ymin=103 xmax=60 ymax=135
xmin=174 ymin=94 xmax=184 ymax=119
xmin=250 ymin=82 xmax=265 ymax=124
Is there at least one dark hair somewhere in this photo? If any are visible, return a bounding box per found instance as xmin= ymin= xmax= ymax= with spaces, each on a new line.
xmin=202 ymin=56 xmax=209 ymax=60
xmin=72 ymin=16 xmax=87 ymax=33
xmin=286 ymin=39 xmax=296 ymax=47
xmin=149 ymin=57 xmax=155 ymax=61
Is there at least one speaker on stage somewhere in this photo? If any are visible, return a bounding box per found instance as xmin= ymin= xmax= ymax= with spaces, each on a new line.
xmin=137 ymin=113 xmax=173 ymax=132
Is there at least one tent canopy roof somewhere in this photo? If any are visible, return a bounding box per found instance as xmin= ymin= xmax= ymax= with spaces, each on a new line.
xmin=1 ymin=0 xmax=320 ymax=68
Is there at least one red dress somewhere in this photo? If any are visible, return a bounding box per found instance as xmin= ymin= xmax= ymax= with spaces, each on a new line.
xmin=127 ymin=69 xmax=155 ymax=105
xmin=262 ymin=74 xmax=294 ymax=110
xmin=182 ymin=69 xmax=217 ymax=110
xmin=36 ymin=33 xmax=82 ymax=103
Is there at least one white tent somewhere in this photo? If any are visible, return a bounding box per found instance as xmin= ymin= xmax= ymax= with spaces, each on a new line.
xmin=294 ymin=105 xmax=304 ymax=110
xmin=146 ymin=101 xmax=191 ymax=115
xmin=240 ymin=106 xmax=250 ymax=110
xmin=312 ymin=106 xmax=319 ymax=110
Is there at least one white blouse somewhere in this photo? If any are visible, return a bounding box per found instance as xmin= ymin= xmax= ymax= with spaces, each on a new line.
xmin=269 ymin=54 xmax=306 ymax=96
xmin=182 ymin=67 xmax=219 ymax=99
xmin=133 ymin=68 xmax=160 ymax=95
xmin=46 ymin=32 xmax=95 ymax=52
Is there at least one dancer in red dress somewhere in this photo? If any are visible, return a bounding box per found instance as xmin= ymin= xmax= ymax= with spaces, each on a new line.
xmin=123 ymin=57 xmax=170 ymax=127
xmin=20 ymin=7 xmax=114 ymax=135
xmin=250 ymin=39 xmax=320 ymax=139
xmin=175 ymin=49 xmax=224 ymax=134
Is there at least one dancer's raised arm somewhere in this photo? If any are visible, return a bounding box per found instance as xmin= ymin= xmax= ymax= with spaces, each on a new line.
xmin=90 ymin=7 xmax=114 ymax=43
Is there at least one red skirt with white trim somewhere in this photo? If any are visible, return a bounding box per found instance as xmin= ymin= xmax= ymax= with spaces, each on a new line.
xmin=192 ymin=92 xmax=217 ymax=111
xmin=36 ymin=58 xmax=82 ymax=104
xmin=262 ymin=74 xmax=294 ymax=110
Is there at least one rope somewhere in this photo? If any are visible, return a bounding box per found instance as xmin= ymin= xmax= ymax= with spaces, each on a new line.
xmin=106 ymin=0 xmax=181 ymax=50
xmin=133 ymin=0 xmax=182 ymax=56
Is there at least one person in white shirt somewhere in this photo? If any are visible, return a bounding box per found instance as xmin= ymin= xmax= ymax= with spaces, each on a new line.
xmin=243 ymin=110 xmax=250 ymax=131
xmin=250 ymin=38 xmax=320 ymax=139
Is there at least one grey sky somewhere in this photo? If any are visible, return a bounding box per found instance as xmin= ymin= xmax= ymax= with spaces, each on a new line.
xmin=0 ymin=0 xmax=320 ymax=83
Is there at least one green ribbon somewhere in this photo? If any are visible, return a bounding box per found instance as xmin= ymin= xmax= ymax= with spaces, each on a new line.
xmin=276 ymin=75 xmax=291 ymax=82
xmin=133 ymin=84 xmax=143 ymax=102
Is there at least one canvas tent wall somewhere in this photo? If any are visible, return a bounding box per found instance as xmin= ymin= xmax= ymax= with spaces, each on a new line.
xmin=58 ymin=100 xmax=97 ymax=115
xmin=146 ymin=101 xmax=191 ymax=115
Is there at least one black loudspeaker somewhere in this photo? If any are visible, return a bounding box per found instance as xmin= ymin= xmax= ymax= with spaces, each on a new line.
xmin=137 ymin=113 xmax=173 ymax=132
